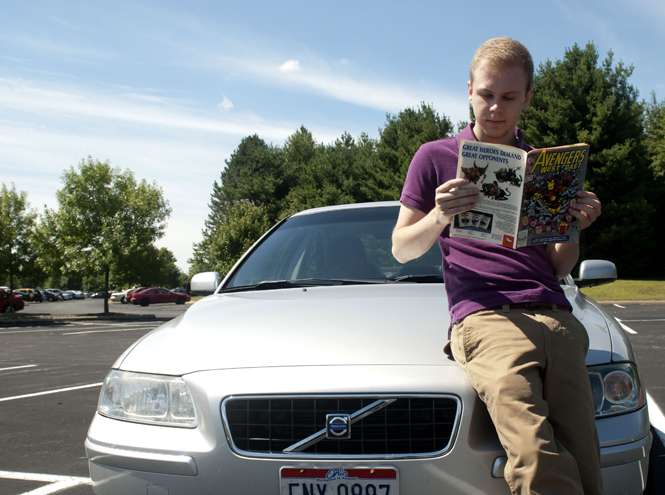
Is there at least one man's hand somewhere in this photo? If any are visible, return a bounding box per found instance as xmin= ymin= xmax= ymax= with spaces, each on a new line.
xmin=569 ymin=190 xmax=601 ymax=230
xmin=434 ymin=178 xmax=480 ymax=225
xmin=546 ymin=190 xmax=602 ymax=279
xmin=392 ymin=178 xmax=479 ymax=263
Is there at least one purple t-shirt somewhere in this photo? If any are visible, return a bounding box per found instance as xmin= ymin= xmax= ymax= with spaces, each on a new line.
xmin=400 ymin=123 xmax=570 ymax=324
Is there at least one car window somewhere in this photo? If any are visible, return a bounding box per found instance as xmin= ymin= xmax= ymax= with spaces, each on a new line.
xmin=225 ymin=206 xmax=442 ymax=288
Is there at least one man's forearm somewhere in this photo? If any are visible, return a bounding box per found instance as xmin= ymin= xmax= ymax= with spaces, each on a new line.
xmin=392 ymin=179 xmax=480 ymax=264
xmin=392 ymin=207 xmax=447 ymax=263
xmin=546 ymin=242 xmax=580 ymax=280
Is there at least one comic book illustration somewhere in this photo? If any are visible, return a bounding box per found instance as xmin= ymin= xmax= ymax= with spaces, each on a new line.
xmin=517 ymin=143 xmax=589 ymax=247
xmin=451 ymin=139 xmax=589 ymax=249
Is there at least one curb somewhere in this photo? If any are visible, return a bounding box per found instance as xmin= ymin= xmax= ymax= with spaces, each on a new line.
xmin=0 ymin=313 xmax=157 ymax=326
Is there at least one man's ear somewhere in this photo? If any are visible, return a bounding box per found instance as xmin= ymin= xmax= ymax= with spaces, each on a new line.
xmin=468 ymin=80 xmax=473 ymax=102
xmin=523 ymin=87 xmax=534 ymax=109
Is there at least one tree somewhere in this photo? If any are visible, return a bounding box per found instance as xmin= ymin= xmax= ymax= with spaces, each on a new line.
xmin=51 ymin=157 xmax=171 ymax=313
xmin=210 ymin=134 xmax=286 ymax=225
xmin=377 ymin=102 xmax=455 ymax=199
xmin=191 ymin=201 xmax=271 ymax=278
xmin=192 ymin=107 xmax=457 ymax=274
xmin=191 ymin=136 xmax=286 ymax=273
xmin=644 ymin=94 xmax=665 ymax=275
xmin=0 ymin=184 xmax=38 ymax=304
xmin=519 ymin=43 xmax=654 ymax=276
xmin=281 ymin=132 xmax=382 ymax=215
xmin=645 ymin=93 xmax=665 ymax=178
xmin=113 ymin=245 xmax=184 ymax=289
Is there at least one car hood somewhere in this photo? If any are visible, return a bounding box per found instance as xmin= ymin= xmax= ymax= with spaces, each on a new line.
xmin=118 ymin=284 xmax=614 ymax=376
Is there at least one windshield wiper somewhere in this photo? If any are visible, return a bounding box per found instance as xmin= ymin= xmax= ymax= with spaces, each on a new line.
xmin=221 ymin=278 xmax=386 ymax=293
xmin=390 ymin=274 xmax=443 ymax=283
xmin=220 ymin=280 xmax=335 ymax=293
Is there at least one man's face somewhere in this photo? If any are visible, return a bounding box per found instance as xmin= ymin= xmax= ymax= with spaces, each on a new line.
xmin=468 ymin=63 xmax=533 ymax=146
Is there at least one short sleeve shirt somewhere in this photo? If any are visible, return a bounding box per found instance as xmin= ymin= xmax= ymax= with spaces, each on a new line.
xmin=400 ymin=123 xmax=570 ymax=324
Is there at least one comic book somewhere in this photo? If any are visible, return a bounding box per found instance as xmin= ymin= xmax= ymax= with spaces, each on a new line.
xmin=450 ymin=139 xmax=589 ymax=249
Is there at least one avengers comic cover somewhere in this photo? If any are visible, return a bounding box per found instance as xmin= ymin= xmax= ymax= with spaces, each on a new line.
xmin=517 ymin=143 xmax=589 ymax=248
xmin=451 ymin=139 xmax=589 ymax=249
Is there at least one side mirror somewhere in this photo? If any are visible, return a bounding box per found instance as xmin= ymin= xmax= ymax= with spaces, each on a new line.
xmin=191 ymin=272 xmax=222 ymax=296
xmin=574 ymin=260 xmax=617 ymax=288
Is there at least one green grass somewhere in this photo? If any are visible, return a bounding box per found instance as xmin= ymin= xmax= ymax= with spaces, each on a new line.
xmin=580 ymin=280 xmax=665 ymax=301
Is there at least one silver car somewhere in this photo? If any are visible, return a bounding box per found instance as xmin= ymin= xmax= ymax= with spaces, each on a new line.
xmin=85 ymin=202 xmax=652 ymax=494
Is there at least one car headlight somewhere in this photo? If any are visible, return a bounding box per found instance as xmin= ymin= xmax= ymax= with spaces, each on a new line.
xmin=588 ymin=363 xmax=646 ymax=418
xmin=98 ymin=370 xmax=198 ymax=427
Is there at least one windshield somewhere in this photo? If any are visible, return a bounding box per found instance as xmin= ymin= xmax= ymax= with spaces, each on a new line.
xmin=225 ymin=205 xmax=442 ymax=289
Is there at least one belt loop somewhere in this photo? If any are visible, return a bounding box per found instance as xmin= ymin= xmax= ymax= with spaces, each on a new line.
xmin=502 ymin=304 xmax=511 ymax=313
xmin=552 ymin=303 xmax=558 ymax=312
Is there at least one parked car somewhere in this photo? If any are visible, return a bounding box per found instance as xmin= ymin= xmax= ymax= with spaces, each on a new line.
xmin=16 ymin=288 xmax=35 ymax=301
xmin=91 ymin=291 xmax=112 ymax=299
xmin=67 ymin=290 xmax=85 ymax=300
xmin=61 ymin=290 xmax=76 ymax=300
xmin=13 ymin=289 xmax=32 ymax=302
xmin=40 ymin=289 xmax=60 ymax=302
xmin=110 ymin=287 xmax=143 ymax=304
xmin=127 ymin=287 xmax=190 ymax=306
xmin=0 ymin=289 xmax=25 ymax=313
xmin=85 ymin=202 xmax=652 ymax=495
xmin=45 ymin=289 xmax=72 ymax=300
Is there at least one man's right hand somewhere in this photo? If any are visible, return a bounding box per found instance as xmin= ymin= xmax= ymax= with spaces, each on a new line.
xmin=434 ymin=178 xmax=479 ymax=226
xmin=392 ymin=178 xmax=479 ymax=263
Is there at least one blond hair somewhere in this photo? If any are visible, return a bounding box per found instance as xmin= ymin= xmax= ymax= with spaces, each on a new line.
xmin=470 ymin=37 xmax=534 ymax=91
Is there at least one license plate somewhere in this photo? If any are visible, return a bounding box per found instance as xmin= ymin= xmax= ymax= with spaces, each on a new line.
xmin=280 ymin=467 xmax=398 ymax=495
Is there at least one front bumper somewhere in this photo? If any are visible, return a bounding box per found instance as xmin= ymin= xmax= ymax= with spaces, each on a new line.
xmin=85 ymin=366 xmax=652 ymax=495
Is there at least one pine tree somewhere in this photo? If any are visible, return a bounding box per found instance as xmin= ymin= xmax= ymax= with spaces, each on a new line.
xmin=519 ymin=43 xmax=653 ymax=276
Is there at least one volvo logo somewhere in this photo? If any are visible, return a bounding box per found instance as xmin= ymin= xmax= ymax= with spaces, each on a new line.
xmin=326 ymin=414 xmax=351 ymax=439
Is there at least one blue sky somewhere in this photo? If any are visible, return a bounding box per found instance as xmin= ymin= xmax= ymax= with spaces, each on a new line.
xmin=2 ymin=0 xmax=664 ymax=272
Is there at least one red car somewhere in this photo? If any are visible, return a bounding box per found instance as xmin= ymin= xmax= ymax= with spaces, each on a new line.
xmin=0 ymin=290 xmax=26 ymax=313
xmin=127 ymin=287 xmax=191 ymax=306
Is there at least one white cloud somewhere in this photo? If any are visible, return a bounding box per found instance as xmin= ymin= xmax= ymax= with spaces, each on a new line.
xmin=0 ymin=77 xmax=296 ymax=142
xmin=217 ymin=94 xmax=234 ymax=112
xmin=220 ymin=55 xmax=469 ymax=124
xmin=278 ymin=59 xmax=301 ymax=72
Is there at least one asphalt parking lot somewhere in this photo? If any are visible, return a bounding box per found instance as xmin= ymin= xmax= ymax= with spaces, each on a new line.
xmin=0 ymin=300 xmax=663 ymax=494
xmin=0 ymin=300 xmax=187 ymax=495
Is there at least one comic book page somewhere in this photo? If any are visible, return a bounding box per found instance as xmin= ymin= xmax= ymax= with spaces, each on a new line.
xmin=515 ymin=143 xmax=589 ymax=248
xmin=451 ymin=140 xmax=527 ymax=248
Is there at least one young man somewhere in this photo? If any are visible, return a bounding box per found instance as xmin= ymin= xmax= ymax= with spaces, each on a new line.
xmin=392 ymin=38 xmax=603 ymax=495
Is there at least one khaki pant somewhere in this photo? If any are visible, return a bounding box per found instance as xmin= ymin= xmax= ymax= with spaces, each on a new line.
xmin=450 ymin=306 xmax=603 ymax=495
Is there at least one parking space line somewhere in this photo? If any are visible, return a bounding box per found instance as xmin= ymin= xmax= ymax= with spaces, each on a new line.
xmin=615 ymin=319 xmax=637 ymax=334
xmin=0 ymin=470 xmax=91 ymax=495
xmin=0 ymin=382 xmax=103 ymax=402
xmin=0 ymin=364 xmax=38 ymax=372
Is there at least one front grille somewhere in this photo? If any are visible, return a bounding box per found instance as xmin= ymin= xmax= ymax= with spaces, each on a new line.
xmin=222 ymin=395 xmax=460 ymax=459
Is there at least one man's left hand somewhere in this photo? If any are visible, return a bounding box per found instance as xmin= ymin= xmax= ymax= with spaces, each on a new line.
xmin=570 ymin=191 xmax=601 ymax=230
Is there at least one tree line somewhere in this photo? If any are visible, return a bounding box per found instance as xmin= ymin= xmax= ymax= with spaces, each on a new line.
xmin=191 ymin=42 xmax=665 ymax=280
xmin=1 ymin=158 xmax=183 ymax=313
